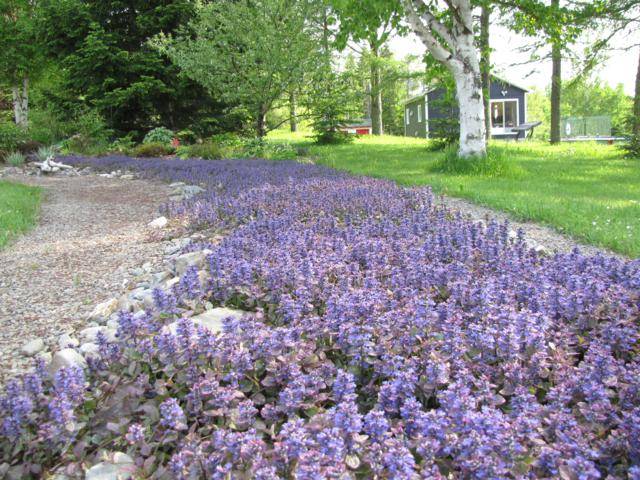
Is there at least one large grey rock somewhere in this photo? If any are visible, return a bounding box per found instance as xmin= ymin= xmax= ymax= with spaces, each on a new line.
xmin=50 ymin=349 xmax=87 ymax=373
xmin=85 ymin=452 xmax=135 ymax=480
xmin=89 ymin=298 xmax=119 ymax=323
xmin=175 ymin=249 xmax=212 ymax=276
xmin=164 ymin=307 xmax=250 ymax=336
xmin=182 ymin=185 xmax=205 ymax=198
xmin=21 ymin=338 xmax=45 ymax=357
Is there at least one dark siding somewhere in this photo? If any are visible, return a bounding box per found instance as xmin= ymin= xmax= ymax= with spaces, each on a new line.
xmin=405 ymin=97 xmax=427 ymax=138
xmin=414 ymin=78 xmax=528 ymax=140
xmin=489 ymin=80 xmax=527 ymax=125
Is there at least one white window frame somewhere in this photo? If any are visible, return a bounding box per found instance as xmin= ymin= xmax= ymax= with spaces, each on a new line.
xmin=490 ymin=98 xmax=519 ymax=135
xmin=425 ymin=98 xmax=429 ymax=138
xmin=406 ymin=108 xmax=411 ymax=125
xmin=417 ymin=104 xmax=422 ymax=123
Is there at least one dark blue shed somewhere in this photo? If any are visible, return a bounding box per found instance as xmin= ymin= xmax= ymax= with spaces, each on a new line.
xmin=404 ymin=76 xmax=530 ymax=140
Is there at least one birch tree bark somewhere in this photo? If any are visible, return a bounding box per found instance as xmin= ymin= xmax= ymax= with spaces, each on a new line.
xmin=480 ymin=6 xmax=491 ymax=141
xmin=12 ymin=77 xmax=29 ymax=128
xmin=402 ymin=0 xmax=486 ymax=158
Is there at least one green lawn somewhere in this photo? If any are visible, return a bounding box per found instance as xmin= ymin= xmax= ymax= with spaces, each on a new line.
xmin=268 ymin=130 xmax=640 ymax=258
xmin=0 ymin=180 xmax=41 ymax=248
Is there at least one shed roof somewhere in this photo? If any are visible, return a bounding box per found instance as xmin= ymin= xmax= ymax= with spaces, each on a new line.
xmin=404 ymin=74 xmax=531 ymax=105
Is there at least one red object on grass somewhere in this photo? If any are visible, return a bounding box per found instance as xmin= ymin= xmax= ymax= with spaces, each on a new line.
xmin=172 ymin=138 xmax=181 ymax=148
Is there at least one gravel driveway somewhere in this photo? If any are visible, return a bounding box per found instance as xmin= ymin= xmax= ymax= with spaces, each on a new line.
xmin=0 ymin=174 xmax=171 ymax=381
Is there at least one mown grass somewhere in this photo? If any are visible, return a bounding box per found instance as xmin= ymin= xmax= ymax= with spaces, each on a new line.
xmin=268 ymin=130 xmax=640 ymax=257
xmin=0 ymin=180 xmax=41 ymax=248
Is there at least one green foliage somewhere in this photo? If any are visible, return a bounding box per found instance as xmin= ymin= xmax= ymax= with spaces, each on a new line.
xmin=132 ymin=142 xmax=175 ymax=158
xmin=38 ymin=0 xmax=232 ymax=137
xmin=433 ymin=144 xmax=522 ymax=177
xmin=0 ymin=180 xmax=41 ymax=248
xmin=184 ymin=141 xmax=230 ymax=160
xmin=313 ymin=126 xmax=354 ymax=145
xmin=109 ymin=135 xmax=136 ymax=155
xmin=0 ymin=0 xmax=43 ymax=86
xmin=0 ymin=122 xmax=27 ymax=152
xmin=6 ymin=151 xmax=25 ymax=166
xmin=143 ymin=127 xmax=174 ymax=145
xmin=155 ymin=0 xmax=321 ymax=137
xmin=620 ymin=135 xmax=640 ymax=158
xmin=36 ymin=145 xmax=56 ymax=162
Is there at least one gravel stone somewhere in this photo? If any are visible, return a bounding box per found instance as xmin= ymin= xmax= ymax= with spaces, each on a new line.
xmin=0 ymin=174 xmax=171 ymax=383
xmin=21 ymin=338 xmax=45 ymax=357
xmin=50 ymin=348 xmax=87 ymax=373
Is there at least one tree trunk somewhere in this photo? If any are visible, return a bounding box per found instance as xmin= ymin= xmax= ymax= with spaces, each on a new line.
xmin=480 ymin=6 xmax=491 ymax=141
xmin=550 ymin=0 xmax=561 ymax=144
xmin=453 ymin=62 xmax=487 ymax=158
xmin=633 ymin=47 xmax=640 ymax=138
xmin=403 ymin=0 xmax=486 ymax=158
xmin=256 ymin=106 xmax=267 ymax=138
xmin=369 ymin=42 xmax=383 ymax=136
xmin=12 ymin=77 xmax=29 ymax=128
xmin=289 ymin=91 xmax=298 ymax=133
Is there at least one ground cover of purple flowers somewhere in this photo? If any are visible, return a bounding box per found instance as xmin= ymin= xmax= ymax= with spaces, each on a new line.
xmin=2 ymin=155 xmax=640 ymax=479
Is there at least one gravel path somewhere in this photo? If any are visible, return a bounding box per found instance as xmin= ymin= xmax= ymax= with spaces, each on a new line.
xmin=437 ymin=195 xmax=623 ymax=258
xmin=0 ymin=174 xmax=171 ymax=381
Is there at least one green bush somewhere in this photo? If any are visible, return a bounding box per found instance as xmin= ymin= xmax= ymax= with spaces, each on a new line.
xmin=16 ymin=140 xmax=44 ymax=155
xmin=143 ymin=127 xmax=174 ymax=145
xmin=109 ymin=135 xmax=136 ymax=155
xmin=185 ymin=141 xmax=228 ymax=160
xmin=6 ymin=151 xmax=25 ymax=167
xmin=59 ymin=110 xmax=112 ymax=155
xmin=132 ymin=142 xmax=175 ymax=157
xmin=313 ymin=128 xmax=354 ymax=145
xmin=0 ymin=122 xmax=27 ymax=152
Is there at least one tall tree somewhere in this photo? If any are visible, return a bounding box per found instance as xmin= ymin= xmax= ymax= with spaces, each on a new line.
xmin=402 ymin=0 xmax=487 ymax=158
xmin=549 ymin=0 xmax=562 ymax=143
xmin=38 ymin=0 xmax=228 ymax=137
xmin=479 ymin=5 xmax=492 ymax=140
xmin=331 ymin=0 xmax=404 ymax=135
xmin=0 ymin=0 xmax=42 ymax=127
xmin=156 ymin=0 xmax=319 ymax=137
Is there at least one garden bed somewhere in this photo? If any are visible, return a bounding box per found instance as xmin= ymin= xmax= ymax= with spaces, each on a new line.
xmin=2 ymin=155 xmax=639 ymax=479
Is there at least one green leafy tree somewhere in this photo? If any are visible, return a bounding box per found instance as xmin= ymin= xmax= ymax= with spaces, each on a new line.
xmin=156 ymin=0 xmax=320 ymax=138
xmin=331 ymin=0 xmax=404 ymax=135
xmin=38 ymin=0 xmax=230 ymax=137
xmin=0 ymin=0 xmax=43 ymax=127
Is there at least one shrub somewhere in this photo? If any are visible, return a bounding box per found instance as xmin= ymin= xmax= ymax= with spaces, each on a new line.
xmin=109 ymin=135 xmax=136 ymax=155
xmin=5 ymin=151 xmax=25 ymax=166
xmin=620 ymin=135 xmax=640 ymax=159
xmin=0 ymin=122 xmax=27 ymax=152
xmin=132 ymin=142 xmax=175 ymax=157
xmin=184 ymin=141 xmax=224 ymax=159
xmin=143 ymin=127 xmax=174 ymax=145
xmin=313 ymin=128 xmax=354 ymax=145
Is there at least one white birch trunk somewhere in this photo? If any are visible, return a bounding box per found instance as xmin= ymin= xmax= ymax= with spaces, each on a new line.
xmin=451 ymin=40 xmax=486 ymax=157
xmin=402 ymin=0 xmax=487 ymax=158
xmin=12 ymin=77 xmax=29 ymax=128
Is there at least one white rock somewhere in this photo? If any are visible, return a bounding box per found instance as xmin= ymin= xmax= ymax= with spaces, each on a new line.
xmin=89 ymin=298 xmax=119 ymax=322
xmin=169 ymin=182 xmax=185 ymax=188
xmin=85 ymin=452 xmax=135 ymax=480
xmin=182 ymin=185 xmax=205 ymax=198
xmin=79 ymin=326 xmax=117 ymax=343
xmin=148 ymin=216 xmax=168 ymax=229
xmin=175 ymin=249 xmax=212 ymax=276
xmin=21 ymin=338 xmax=45 ymax=357
xmin=37 ymin=351 xmax=52 ymax=364
xmin=58 ymin=333 xmax=79 ymax=349
xmin=120 ymin=174 xmax=134 ymax=180
xmin=164 ymin=307 xmax=250 ymax=335
xmin=50 ymin=349 xmax=87 ymax=373
xmin=80 ymin=342 xmax=100 ymax=358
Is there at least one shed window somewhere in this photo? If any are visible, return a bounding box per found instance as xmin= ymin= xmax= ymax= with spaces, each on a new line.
xmin=490 ymin=99 xmax=518 ymax=132
xmin=406 ymin=108 xmax=411 ymax=125
xmin=417 ymin=104 xmax=422 ymax=122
